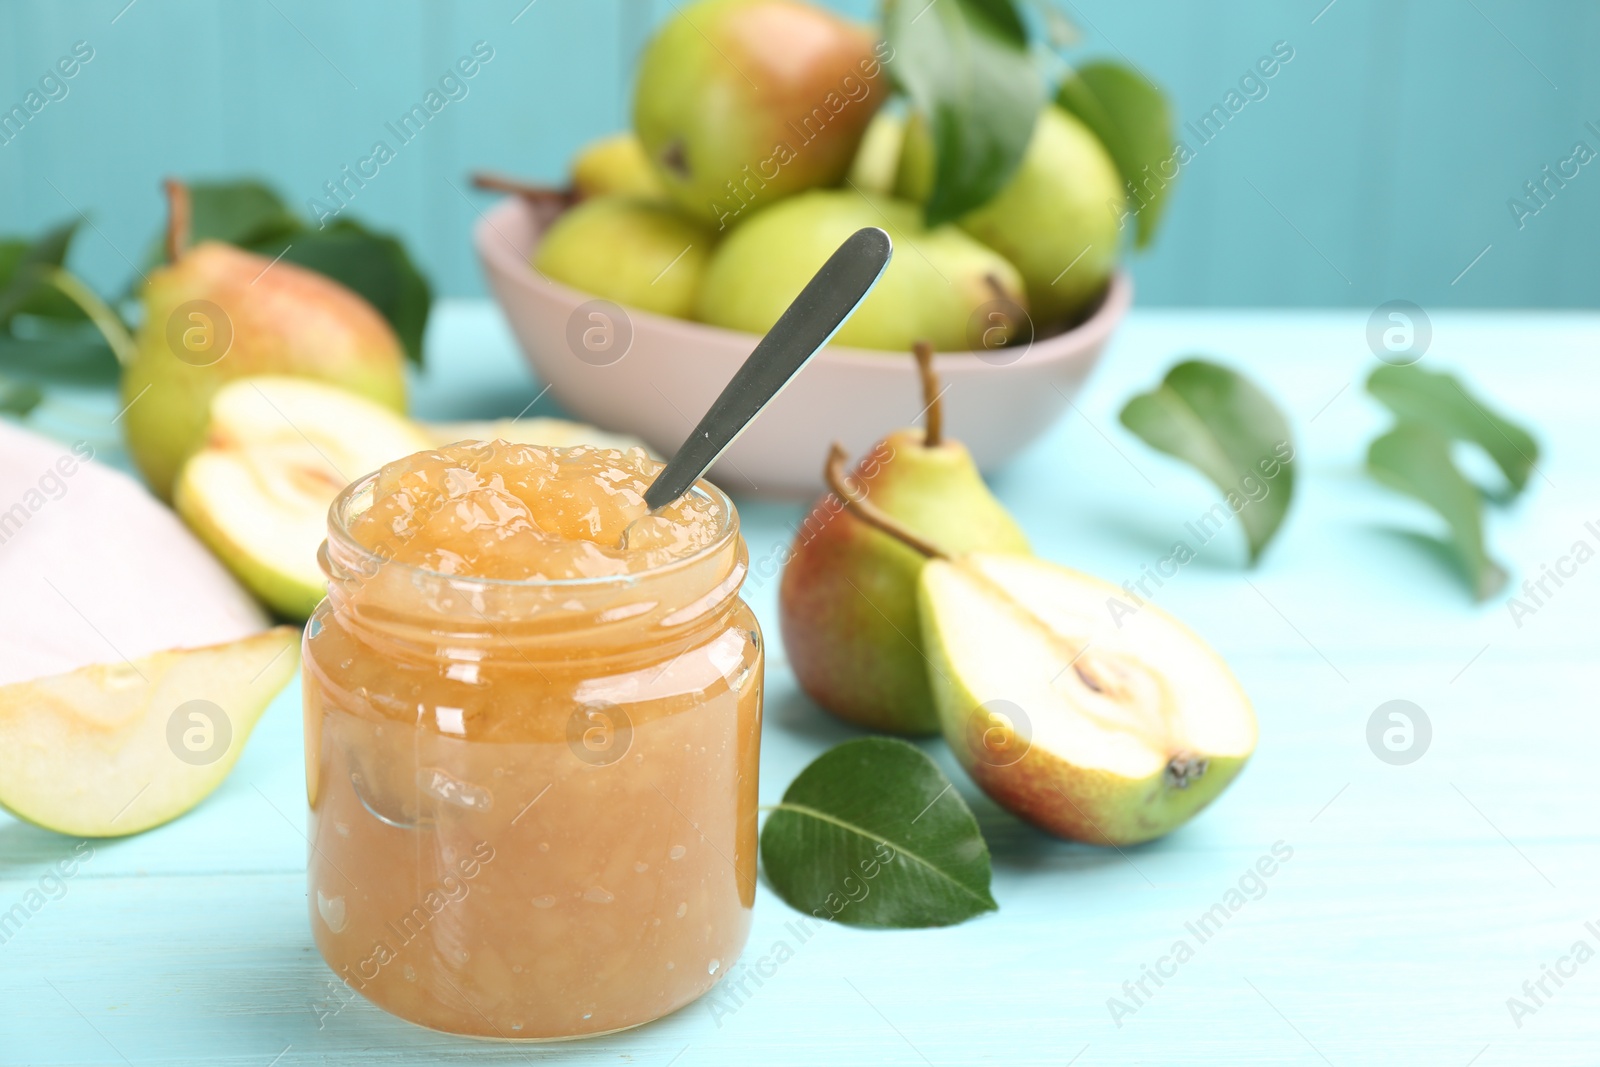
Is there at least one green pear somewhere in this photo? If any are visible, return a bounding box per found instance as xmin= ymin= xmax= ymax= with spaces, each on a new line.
xmin=571 ymin=132 xmax=669 ymax=200
xmin=778 ymin=348 xmax=1030 ymax=735
xmin=847 ymin=110 xmax=905 ymax=195
xmin=175 ymin=376 xmax=436 ymax=619
xmin=898 ymin=106 xmax=1126 ymax=328
xmin=633 ymin=0 xmax=887 ymax=229
xmin=121 ymin=181 xmax=407 ymax=500
xmin=533 ymin=196 xmax=713 ymax=319
xmin=918 ymin=553 xmax=1256 ymax=846
xmin=697 ymin=189 xmax=1027 ymax=352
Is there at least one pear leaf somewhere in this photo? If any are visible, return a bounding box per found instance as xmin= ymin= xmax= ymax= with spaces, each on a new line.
xmin=1057 ymin=61 xmax=1175 ymax=248
xmin=0 ymin=378 xmax=44 ymax=417
xmin=179 ymin=180 xmax=302 ymax=251
xmin=1366 ymin=363 xmax=1539 ymax=498
xmin=1367 ymin=423 xmax=1507 ymax=601
xmin=759 ymin=737 xmax=996 ymax=928
xmin=1119 ymin=359 xmax=1296 ymax=563
xmin=886 ymin=0 xmax=1043 ymax=227
xmin=0 ymin=335 xmax=120 ymax=383
xmin=0 ymin=221 xmax=84 ymax=326
xmin=249 ymin=220 xmax=432 ymax=368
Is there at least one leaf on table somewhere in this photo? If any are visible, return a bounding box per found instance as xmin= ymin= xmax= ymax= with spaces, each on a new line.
xmin=1119 ymin=359 xmax=1296 ymax=563
xmin=1057 ymin=60 xmax=1175 ymax=248
xmin=1367 ymin=423 xmax=1507 ymax=601
xmin=249 ymin=220 xmax=432 ymax=367
xmin=1366 ymin=363 xmax=1539 ymax=499
xmin=885 ymin=0 xmax=1043 ymax=226
xmin=0 ymin=221 xmax=83 ymax=326
xmin=759 ymin=737 xmax=996 ymax=928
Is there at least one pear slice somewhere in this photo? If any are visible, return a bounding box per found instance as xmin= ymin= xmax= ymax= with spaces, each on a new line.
xmin=919 ymin=553 xmax=1257 ymax=846
xmin=175 ymin=376 xmax=435 ymax=618
xmin=0 ymin=419 xmax=298 ymax=836
xmin=421 ymin=416 xmax=655 ymax=456
xmin=0 ymin=628 xmax=299 ymax=836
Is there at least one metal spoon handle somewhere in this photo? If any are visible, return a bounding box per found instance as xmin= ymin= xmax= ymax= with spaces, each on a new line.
xmin=643 ymin=227 xmax=893 ymax=510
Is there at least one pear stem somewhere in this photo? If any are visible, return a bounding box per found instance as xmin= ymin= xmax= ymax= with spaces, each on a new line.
xmin=824 ymin=442 xmax=948 ymax=560
xmin=44 ymin=268 xmax=135 ymax=366
xmin=912 ymin=340 xmax=942 ymax=448
xmin=163 ymin=177 xmax=191 ymax=263
xmin=470 ymin=171 xmax=577 ymax=209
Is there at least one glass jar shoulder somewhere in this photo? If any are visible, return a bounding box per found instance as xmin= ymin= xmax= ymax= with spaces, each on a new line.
xmin=303 ymin=597 xmax=762 ymax=744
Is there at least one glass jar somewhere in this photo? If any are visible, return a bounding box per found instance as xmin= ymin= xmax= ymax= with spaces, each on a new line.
xmin=301 ymin=467 xmax=762 ymax=1040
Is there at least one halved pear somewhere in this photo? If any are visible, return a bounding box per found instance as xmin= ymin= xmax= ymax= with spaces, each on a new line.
xmin=918 ymin=553 xmax=1256 ymax=846
xmin=175 ymin=376 xmax=435 ymax=618
xmin=421 ymin=416 xmax=654 ymax=456
xmin=0 ymin=628 xmax=299 ymax=836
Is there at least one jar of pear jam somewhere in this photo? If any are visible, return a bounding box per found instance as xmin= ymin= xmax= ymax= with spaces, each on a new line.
xmin=301 ymin=441 xmax=762 ymax=1039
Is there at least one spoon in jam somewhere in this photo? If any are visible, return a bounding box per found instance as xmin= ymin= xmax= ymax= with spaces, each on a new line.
xmin=621 ymin=226 xmax=893 ymax=542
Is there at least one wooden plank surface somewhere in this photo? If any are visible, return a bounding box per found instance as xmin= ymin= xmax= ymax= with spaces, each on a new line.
xmin=2 ymin=303 xmax=1596 ymax=1065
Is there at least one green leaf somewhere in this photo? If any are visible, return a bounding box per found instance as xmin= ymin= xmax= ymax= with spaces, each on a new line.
xmin=759 ymin=738 xmax=996 ymax=928
xmin=247 ymin=220 xmax=431 ymax=366
xmin=0 ymin=336 xmax=119 ymax=384
xmin=1367 ymin=423 xmax=1507 ymax=601
xmin=177 ymin=180 xmax=301 ymax=255
xmin=886 ymin=0 xmax=1043 ymax=226
xmin=1366 ymin=363 xmax=1539 ymax=498
xmin=0 ymin=221 xmax=83 ymax=326
xmin=1119 ymin=359 xmax=1296 ymax=563
xmin=0 ymin=378 xmax=43 ymax=417
xmin=1057 ymin=61 xmax=1175 ymax=248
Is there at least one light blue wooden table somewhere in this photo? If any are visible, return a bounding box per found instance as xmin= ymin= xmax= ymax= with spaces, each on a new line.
xmin=3 ymin=303 xmax=1596 ymax=1065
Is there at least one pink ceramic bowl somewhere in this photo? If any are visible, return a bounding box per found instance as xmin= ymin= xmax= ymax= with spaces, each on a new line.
xmin=474 ymin=195 xmax=1131 ymax=497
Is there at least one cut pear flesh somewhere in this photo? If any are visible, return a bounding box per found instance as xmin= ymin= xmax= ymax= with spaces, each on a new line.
xmin=0 ymin=628 xmax=299 ymax=836
xmin=176 ymin=376 xmax=435 ymax=618
xmin=919 ymin=553 xmax=1256 ymax=846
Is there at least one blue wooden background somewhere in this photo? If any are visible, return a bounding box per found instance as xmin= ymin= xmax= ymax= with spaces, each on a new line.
xmin=1 ymin=0 xmax=1596 ymax=308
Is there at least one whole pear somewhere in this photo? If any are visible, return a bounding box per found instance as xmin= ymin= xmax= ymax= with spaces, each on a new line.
xmin=534 ymin=196 xmax=713 ymax=318
xmin=121 ymin=182 xmax=406 ymax=499
xmin=779 ymin=347 xmax=1030 ymax=735
xmin=696 ymin=189 xmax=1026 ymax=352
xmin=571 ymin=132 xmax=669 ymax=200
xmin=898 ymin=106 xmax=1126 ymax=329
xmin=633 ymin=0 xmax=887 ymax=229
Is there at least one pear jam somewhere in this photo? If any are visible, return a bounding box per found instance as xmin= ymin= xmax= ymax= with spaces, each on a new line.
xmin=302 ymin=441 xmax=762 ymax=1039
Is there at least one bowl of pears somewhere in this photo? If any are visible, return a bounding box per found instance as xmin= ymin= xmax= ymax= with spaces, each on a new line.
xmin=476 ymin=0 xmax=1151 ymax=495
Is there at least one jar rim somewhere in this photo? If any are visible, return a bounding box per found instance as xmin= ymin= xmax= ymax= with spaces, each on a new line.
xmin=322 ymin=464 xmax=742 ymax=594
